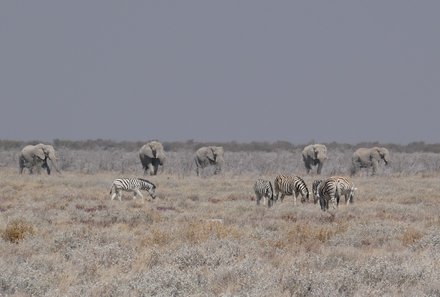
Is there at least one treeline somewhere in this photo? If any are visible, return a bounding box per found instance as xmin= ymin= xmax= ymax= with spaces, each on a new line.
xmin=1 ymin=139 xmax=440 ymax=153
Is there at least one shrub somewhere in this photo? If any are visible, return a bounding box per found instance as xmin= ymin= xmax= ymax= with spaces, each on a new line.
xmin=2 ymin=219 xmax=35 ymax=243
xmin=402 ymin=228 xmax=423 ymax=246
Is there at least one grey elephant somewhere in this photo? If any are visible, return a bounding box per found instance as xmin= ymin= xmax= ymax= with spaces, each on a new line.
xmin=351 ymin=147 xmax=390 ymax=176
xmin=194 ymin=146 xmax=224 ymax=176
xmin=302 ymin=144 xmax=327 ymax=174
xmin=19 ymin=143 xmax=61 ymax=175
xmin=139 ymin=141 xmax=166 ymax=175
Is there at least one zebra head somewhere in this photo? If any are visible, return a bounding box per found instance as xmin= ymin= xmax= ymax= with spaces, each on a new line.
xmin=312 ymin=180 xmax=323 ymax=204
xmin=267 ymin=182 xmax=274 ymax=200
xmin=139 ymin=178 xmax=157 ymax=199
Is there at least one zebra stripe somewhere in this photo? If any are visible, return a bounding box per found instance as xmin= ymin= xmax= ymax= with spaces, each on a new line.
xmin=254 ymin=179 xmax=274 ymax=208
xmin=274 ymin=174 xmax=309 ymax=205
xmin=110 ymin=178 xmax=157 ymax=203
xmin=318 ymin=176 xmax=356 ymax=211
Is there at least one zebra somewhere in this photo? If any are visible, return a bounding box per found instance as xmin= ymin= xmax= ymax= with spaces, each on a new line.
xmin=109 ymin=178 xmax=157 ymax=203
xmin=318 ymin=176 xmax=356 ymax=211
xmin=274 ymin=174 xmax=309 ymax=205
xmin=254 ymin=179 xmax=275 ymax=208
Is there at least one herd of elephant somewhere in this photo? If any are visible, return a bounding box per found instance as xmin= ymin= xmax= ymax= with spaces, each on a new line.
xmin=18 ymin=142 xmax=390 ymax=177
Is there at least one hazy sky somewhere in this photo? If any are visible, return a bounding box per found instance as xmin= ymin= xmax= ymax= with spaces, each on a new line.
xmin=1 ymin=1 xmax=439 ymax=144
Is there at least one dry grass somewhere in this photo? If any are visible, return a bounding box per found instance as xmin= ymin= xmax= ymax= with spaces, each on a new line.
xmin=1 ymin=150 xmax=440 ymax=296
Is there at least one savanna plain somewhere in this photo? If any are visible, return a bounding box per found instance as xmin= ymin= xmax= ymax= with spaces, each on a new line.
xmin=1 ymin=143 xmax=440 ymax=297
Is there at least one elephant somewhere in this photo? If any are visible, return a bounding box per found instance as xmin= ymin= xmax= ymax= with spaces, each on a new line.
xmin=351 ymin=147 xmax=390 ymax=176
xmin=302 ymin=144 xmax=327 ymax=175
xmin=139 ymin=141 xmax=166 ymax=175
xmin=194 ymin=146 xmax=224 ymax=176
xmin=19 ymin=143 xmax=61 ymax=175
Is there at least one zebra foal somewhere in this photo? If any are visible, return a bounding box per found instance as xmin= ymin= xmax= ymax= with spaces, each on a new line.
xmin=254 ymin=179 xmax=275 ymax=208
xmin=274 ymin=174 xmax=309 ymax=205
xmin=110 ymin=178 xmax=157 ymax=203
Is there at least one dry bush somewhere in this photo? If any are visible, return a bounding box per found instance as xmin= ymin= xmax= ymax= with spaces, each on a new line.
xmin=401 ymin=228 xmax=424 ymax=246
xmin=2 ymin=219 xmax=35 ymax=243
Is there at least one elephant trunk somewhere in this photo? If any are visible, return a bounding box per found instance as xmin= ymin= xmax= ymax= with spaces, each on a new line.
xmin=49 ymin=158 xmax=61 ymax=173
xmin=214 ymin=157 xmax=224 ymax=174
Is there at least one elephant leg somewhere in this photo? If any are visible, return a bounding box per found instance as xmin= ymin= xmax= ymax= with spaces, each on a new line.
xmin=147 ymin=163 xmax=155 ymax=176
xmin=304 ymin=162 xmax=311 ymax=174
xmin=214 ymin=166 xmax=221 ymax=175
xmin=19 ymin=158 xmax=25 ymax=174
xmin=317 ymin=162 xmax=323 ymax=175
xmin=350 ymin=164 xmax=359 ymax=176
xmin=42 ymin=161 xmax=51 ymax=175
xmin=372 ymin=160 xmax=378 ymax=175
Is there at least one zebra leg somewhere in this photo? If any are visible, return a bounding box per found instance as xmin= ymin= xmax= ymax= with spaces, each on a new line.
xmin=279 ymin=194 xmax=285 ymax=202
xmin=330 ymin=197 xmax=337 ymax=209
xmin=135 ymin=189 xmax=145 ymax=203
xmin=116 ymin=190 xmax=122 ymax=201
xmin=256 ymin=194 xmax=261 ymax=206
xmin=319 ymin=196 xmax=326 ymax=211
xmin=268 ymin=198 xmax=273 ymax=208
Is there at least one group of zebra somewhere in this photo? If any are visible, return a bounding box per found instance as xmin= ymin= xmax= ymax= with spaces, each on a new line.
xmin=254 ymin=175 xmax=357 ymax=211
xmin=108 ymin=174 xmax=356 ymax=211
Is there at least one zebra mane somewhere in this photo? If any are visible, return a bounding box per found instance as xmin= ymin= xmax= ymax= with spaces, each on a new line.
xmin=137 ymin=178 xmax=156 ymax=187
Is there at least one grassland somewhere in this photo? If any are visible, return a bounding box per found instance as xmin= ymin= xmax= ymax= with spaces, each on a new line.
xmin=1 ymin=148 xmax=440 ymax=296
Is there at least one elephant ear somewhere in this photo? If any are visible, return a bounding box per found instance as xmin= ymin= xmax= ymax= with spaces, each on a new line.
xmin=34 ymin=148 xmax=46 ymax=160
xmin=207 ymin=147 xmax=216 ymax=162
xmin=141 ymin=144 xmax=155 ymax=158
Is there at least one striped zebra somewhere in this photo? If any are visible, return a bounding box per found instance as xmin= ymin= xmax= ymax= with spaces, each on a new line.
xmin=254 ymin=179 xmax=275 ymax=208
xmin=109 ymin=178 xmax=157 ymax=203
xmin=318 ymin=176 xmax=356 ymax=211
xmin=274 ymin=174 xmax=309 ymax=205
